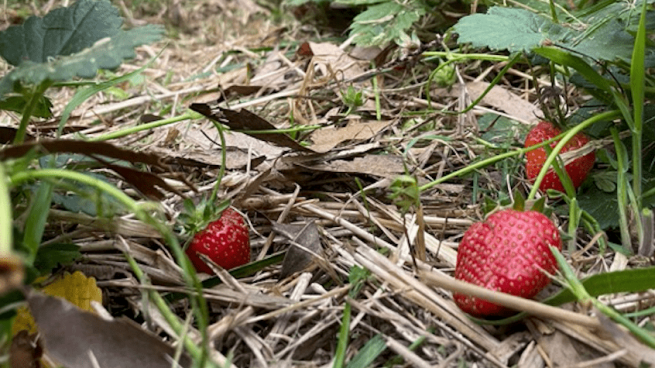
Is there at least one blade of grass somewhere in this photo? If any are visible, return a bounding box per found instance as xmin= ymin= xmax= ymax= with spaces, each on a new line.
xmin=551 ymin=246 xmax=655 ymax=348
xmin=22 ymin=182 xmax=54 ymax=264
xmin=0 ymin=163 xmax=12 ymax=255
xmin=471 ymin=265 xmax=655 ymax=325
xmin=57 ymin=53 xmax=161 ymax=138
xmin=630 ymin=0 xmax=647 ymax=208
xmin=346 ymin=334 xmax=386 ymax=368
xmin=611 ymin=127 xmax=632 ymax=249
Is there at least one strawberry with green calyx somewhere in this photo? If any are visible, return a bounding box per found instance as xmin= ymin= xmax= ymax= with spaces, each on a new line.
xmin=178 ymin=114 xmax=251 ymax=273
xmin=453 ymin=195 xmax=562 ymax=317
xmin=525 ymin=121 xmax=595 ymax=193
xmin=179 ymin=199 xmax=251 ymax=274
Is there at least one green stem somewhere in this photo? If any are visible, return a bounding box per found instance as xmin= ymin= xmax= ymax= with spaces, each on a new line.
xmin=552 ymin=247 xmax=655 ymax=348
xmin=14 ymin=82 xmax=51 ymax=144
xmin=9 ymin=168 xmax=213 ymax=363
xmin=10 ymin=169 xmax=140 ymax=213
xmin=125 ymin=254 xmax=215 ymax=367
xmin=332 ymin=301 xmax=351 ymax=368
xmin=611 ymin=128 xmax=633 ymax=250
xmin=0 ymin=163 xmax=12 ymax=255
xmin=426 ymin=53 xmax=518 ymax=110
xmin=419 ymin=130 xmax=573 ymax=193
xmin=89 ymin=111 xmax=201 ymax=142
xmin=527 ymin=110 xmax=621 ymax=201
xmin=208 ymin=121 xmax=228 ymax=204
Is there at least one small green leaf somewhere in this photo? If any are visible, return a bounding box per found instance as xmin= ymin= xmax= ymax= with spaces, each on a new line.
xmin=578 ymin=187 xmax=619 ymax=229
xmin=0 ymin=94 xmax=52 ymax=118
xmin=531 ymin=196 xmax=546 ymax=213
xmin=33 ymin=243 xmax=82 ymax=276
xmin=593 ymin=171 xmax=617 ymax=192
xmin=513 ymin=190 xmax=525 ymax=211
xmin=23 ymin=182 xmax=54 ymax=264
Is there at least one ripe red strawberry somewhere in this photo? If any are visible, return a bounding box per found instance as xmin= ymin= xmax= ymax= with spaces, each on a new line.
xmin=185 ymin=208 xmax=250 ymax=274
xmin=525 ymin=121 xmax=595 ymax=192
xmin=453 ymin=209 xmax=562 ymax=317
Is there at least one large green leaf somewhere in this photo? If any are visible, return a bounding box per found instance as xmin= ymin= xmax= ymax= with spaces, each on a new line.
xmin=0 ymin=0 xmax=164 ymax=98
xmin=454 ymin=7 xmax=568 ymax=53
xmin=454 ymin=5 xmax=654 ymax=63
xmin=0 ymin=0 xmax=123 ymax=66
xmin=349 ymin=1 xmax=425 ymax=46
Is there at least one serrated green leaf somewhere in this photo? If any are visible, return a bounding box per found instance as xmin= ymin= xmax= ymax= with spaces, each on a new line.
xmin=569 ymin=18 xmax=637 ymax=62
xmin=349 ymin=1 xmax=425 ymax=46
xmin=1 ymin=26 xmax=163 ymax=90
xmin=455 ymin=5 xmax=655 ymax=63
xmin=593 ymin=171 xmax=617 ymax=192
xmin=578 ymin=186 xmax=619 ymax=229
xmin=454 ymin=7 xmax=567 ymax=53
xmin=0 ymin=0 xmax=163 ymax=98
xmin=0 ymin=0 xmax=123 ymax=66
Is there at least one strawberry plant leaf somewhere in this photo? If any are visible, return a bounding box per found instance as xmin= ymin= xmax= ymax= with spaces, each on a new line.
xmin=348 ymin=1 xmax=425 ymax=46
xmin=454 ymin=7 xmax=567 ymax=53
xmin=0 ymin=0 xmax=163 ymax=98
xmin=578 ymin=187 xmax=619 ymax=229
xmin=0 ymin=0 xmax=122 ymax=67
xmin=454 ymin=5 xmax=655 ymax=63
xmin=32 ymin=244 xmax=81 ymax=276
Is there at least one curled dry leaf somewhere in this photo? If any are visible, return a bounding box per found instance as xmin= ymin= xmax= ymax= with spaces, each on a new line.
xmin=24 ymin=288 xmax=192 ymax=368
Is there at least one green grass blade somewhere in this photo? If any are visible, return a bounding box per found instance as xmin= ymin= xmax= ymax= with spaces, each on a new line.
xmin=22 ymin=182 xmax=54 ymax=264
xmin=346 ymin=334 xmax=386 ymax=368
xmin=333 ymin=301 xmax=352 ymax=368
xmin=472 ymin=265 xmax=655 ymax=325
xmin=0 ymin=163 xmax=12 ymax=255
xmin=57 ymin=57 xmax=158 ymax=138
xmin=629 ymin=0 xmax=647 ymax=207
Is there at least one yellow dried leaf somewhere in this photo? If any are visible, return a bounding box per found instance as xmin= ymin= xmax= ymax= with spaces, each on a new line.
xmin=13 ymin=271 xmax=102 ymax=335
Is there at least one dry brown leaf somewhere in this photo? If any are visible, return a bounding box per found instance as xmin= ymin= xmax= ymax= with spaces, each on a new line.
xmin=273 ymin=221 xmax=322 ymax=279
xmin=435 ymin=81 xmax=541 ymax=124
xmin=25 ymin=288 xmax=192 ymax=368
xmin=307 ymin=42 xmax=366 ymax=83
xmin=308 ymin=119 xmax=393 ymax=153
xmin=300 ymin=155 xmax=405 ymax=178
xmin=190 ymin=103 xmax=315 ymax=152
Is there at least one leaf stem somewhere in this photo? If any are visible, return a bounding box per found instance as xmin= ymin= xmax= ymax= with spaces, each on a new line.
xmin=14 ymin=82 xmax=51 ymax=144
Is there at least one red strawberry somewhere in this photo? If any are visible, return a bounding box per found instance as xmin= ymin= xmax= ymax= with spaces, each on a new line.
xmin=453 ymin=209 xmax=562 ymax=317
xmin=185 ymin=208 xmax=250 ymax=273
xmin=525 ymin=121 xmax=595 ymax=192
